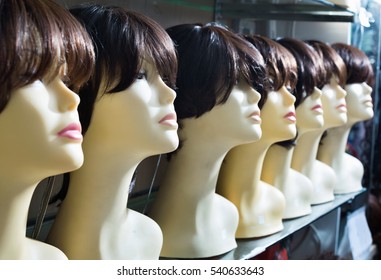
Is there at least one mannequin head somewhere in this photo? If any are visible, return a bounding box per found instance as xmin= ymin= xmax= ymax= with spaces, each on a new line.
xmin=332 ymin=43 xmax=374 ymax=124
xmin=305 ymin=40 xmax=347 ymax=128
xmin=70 ymin=4 xmax=179 ymax=152
xmin=0 ymin=0 xmax=94 ymax=181
xmin=245 ymin=35 xmax=297 ymax=144
xmin=166 ymin=23 xmax=267 ymax=143
xmin=277 ymin=37 xmax=325 ymax=134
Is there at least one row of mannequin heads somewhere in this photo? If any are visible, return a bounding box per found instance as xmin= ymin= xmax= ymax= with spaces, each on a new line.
xmin=0 ymin=1 xmax=374 ymax=260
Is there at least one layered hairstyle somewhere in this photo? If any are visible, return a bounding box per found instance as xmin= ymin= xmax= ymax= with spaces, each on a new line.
xmin=305 ymin=40 xmax=347 ymax=87
xmin=277 ymin=37 xmax=325 ymax=107
xmin=244 ymin=35 xmax=298 ymax=148
xmin=331 ymin=42 xmax=374 ymax=86
xmin=0 ymin=0 xmax=95 ymax=113
xmin=166 ymin=23 xmax=268 ymax=119
xmin=69 ymin=4 xmax=178 ymax=134
xmin=244 ymin=35 xmax=298 ymax=95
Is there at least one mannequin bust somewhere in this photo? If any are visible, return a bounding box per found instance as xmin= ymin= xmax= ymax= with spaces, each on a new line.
xmin=317 ymin=43 xmax=374 ymax=194
xmin=0 ymin=0 xmax=94 ymax=260
xmin=216 ymin=35 xmax=297 ymax=237
xmin=148 ymin=23 xmax=267 ymax=258
xmin=297 ymin=40 xmax=347 ymax=204
xmin=262 ymin=37 xmax=329 ymax=219
xmin=47 ymin=5 xmax=178 ymax=260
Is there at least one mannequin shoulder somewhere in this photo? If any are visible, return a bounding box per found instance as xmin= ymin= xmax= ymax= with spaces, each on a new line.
xmin=27 ymin=238 xmax=68 ymax=260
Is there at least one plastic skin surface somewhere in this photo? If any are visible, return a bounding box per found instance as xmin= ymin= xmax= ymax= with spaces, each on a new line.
xmin=216 ymin=86 xmax=296 ymax=238
xmin=149 ymin=81 xmax=262 ymax=258
xmin=47 ymin=61 xmax=179 ymax=260
xmin=0 ymin=78 xmax=82 ymax=260
xmin=317 ymin=82 xmax=373 ymax=194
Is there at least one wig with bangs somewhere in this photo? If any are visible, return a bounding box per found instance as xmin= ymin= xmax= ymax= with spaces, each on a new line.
xmin=244 ymin=35 xmax=298 ymax=148
xmin=305 ymin=40 xmax=347 ymax=87
xmin=70 ymin=4 xmax=178 ymax=133
xmin=166 ymin=23 xmax=267 ymax=119
xmin=0 ymin=0 xmax=95 ymax=113
xmin=244 ymin=35 xmax=298 ymax=95
xmin=331 ymin=43 xmax=374 ymax=86
xmin=277 ymin=37 xmax=325 ymax=107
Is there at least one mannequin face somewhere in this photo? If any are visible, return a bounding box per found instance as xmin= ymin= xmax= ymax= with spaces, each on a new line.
xmin=90 ymin=60 xmax=179 ymax=155
xmin=261 ymin=85 xmax=297 ymax=141
xmin=0 ymin=77 xmax=83 ymax=179
xmin=345 ymin=82 xmax=373 ymax=124
xmin=296 ymin=87 xmax=324 ymax=134
xmin=321 ymin=77 xmax=347 ymax=128
xmin=183 ymin=79 xmax=262 ymax=145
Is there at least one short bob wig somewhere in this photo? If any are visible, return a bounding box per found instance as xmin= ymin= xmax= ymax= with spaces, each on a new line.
xmin=331 ymin=42 xmax=374 ymax=86
xmin=244 ymin=35 xmax=298 ymax=149
xmin=166 ymin=23 xmax=268 ymax=119
xmin=70 ymin=4 xmax=178 ymax=133
xmin=277 ymin=37 xmax=325 ymax=107
xmin=305 ymin=40 xmax=347 ymax=88
xmin=0 ymin=0 xmax=95 ymax=113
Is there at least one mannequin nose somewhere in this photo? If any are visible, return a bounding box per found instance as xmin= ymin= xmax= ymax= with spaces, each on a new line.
xmin=312 ymin=87 xmax=322 ymax=99
xmin=247 ymin=87 xmax=261 ymax=104
xmin=281 ymin=86 xmax=296 ymax=106
xmin=336 ymin=85 xmax=347 ymax=98
xmin=158 ymin=78 xmax=176 ymax=105
xmin=58 ymin=82 xmax=80 ymax=112
xmin=363 ymin=82 xmax=373 ymax=95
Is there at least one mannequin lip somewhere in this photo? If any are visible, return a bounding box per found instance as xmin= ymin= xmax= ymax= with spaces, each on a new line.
xmin=248 ymin=111 xmax=261 ymax=124
xmin=283 ymin=111 xmax=296 ymax=123
xmin=159 ymin=112 xmax=178 ymax=128
xmin=363 ymin=99 xmax=373 ymax=107
xmin=311 ymin=104 xmax=323 ymax=114
xmin=57 ymin=123 xmax=82 ymax=141
xmin=335 ymin=104 xmax=347 ymax=112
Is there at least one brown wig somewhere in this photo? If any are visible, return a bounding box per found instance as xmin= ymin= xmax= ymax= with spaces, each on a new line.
xmin=245 ymin=35 xmax=298 ymax=148
xmin=0 ymin=0 xmax=95 ymax=113
xmin=277 ymin=37 xmax=325 ymax=107
xmin=331 ymin=42 xmax=374 ymax=86
xmin=166 ymin=23 xmax=268 ymax=119
xmin=305 ymin=40 xmax=347 ymax=87
xmin=70 ymin=4 xmax=178 ymax=134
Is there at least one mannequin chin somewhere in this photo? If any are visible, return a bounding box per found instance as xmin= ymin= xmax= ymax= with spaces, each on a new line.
xmin=149 ymin=23 xmax=267 ymax=258
xmin=0 ymin=0 xmax=94 ymax=260
xmin=46 ymin=5 xmax=178 ymax=260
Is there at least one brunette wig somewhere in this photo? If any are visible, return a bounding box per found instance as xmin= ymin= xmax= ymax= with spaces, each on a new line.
xmin=70 ymin=4 xmax=178 ymax=134
xmin=305 ymin=40 xmax=347 ymax=87
xmin=0 ymin=0 xmax=95 ymax=113
xmin=277 ymin=37 xmax=325 ymax=107
xmin=245 ymin=35 xmax=298 ymax=148
xmin=166 ymin=23 xmax=267 ymax=119
xmin=331 ymin=42 xmax=374 ymax=86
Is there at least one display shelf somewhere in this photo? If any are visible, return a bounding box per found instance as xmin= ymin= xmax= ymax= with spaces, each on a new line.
xmin=219 ymin=188 xmax=367 ymax=260
xmin=215 ymin=0 xmax=355 ymax=22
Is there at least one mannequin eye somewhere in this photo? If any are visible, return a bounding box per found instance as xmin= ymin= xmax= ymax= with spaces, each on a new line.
xmin=136 ymin=70 xmax=147 ymax=80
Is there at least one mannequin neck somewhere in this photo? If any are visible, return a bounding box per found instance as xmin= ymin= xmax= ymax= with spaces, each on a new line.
xmin=62 ymin=137 xmax=143 ymax=223
xmin=317 ymin=123 xmax=352 ymax=168
xmin=0 ymin=181 xmax=37 ymax=259
xmin=160 ymin=119 xmax=241 ymax=199
xmin=261 ymin=143 xmax=293 ymax=188
xmin=291 ymin=130 xmax=324 ymax=177
xmin=217 ymin=137 xmax=273 ymax=195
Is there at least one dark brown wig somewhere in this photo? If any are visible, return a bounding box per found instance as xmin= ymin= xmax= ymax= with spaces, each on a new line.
xmin=0 ymin=0 xmax=95 ymax=113
xmin=166 ymin=23 xmax=268 ymax=119
xmin=70 ymin=4 xmax=178 ymax=134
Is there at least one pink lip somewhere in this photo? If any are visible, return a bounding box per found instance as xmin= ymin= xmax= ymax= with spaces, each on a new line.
xmin=311 ymin=104 xmax=323 ymax=114
xmin=57 ymin=123 xmax=82 ymax=141
xmin=159 ymin=113 xmax=178 ymax=128
xmin=248 ymin=111 xmax=261 ymax=124
xmin=284 ymin=111 xmax=296 ymax=123
xmin=336 ymin=104 xmax=347 ymax=112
